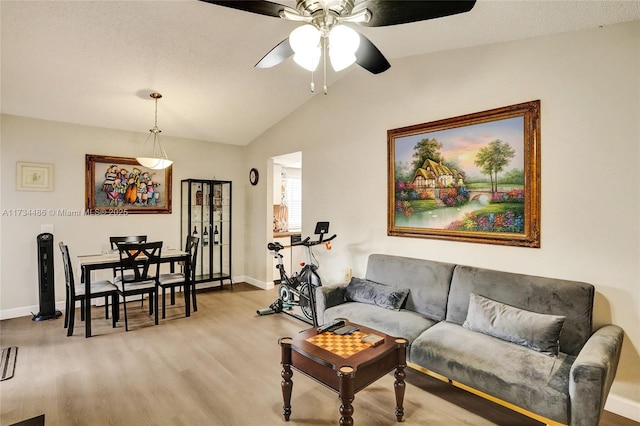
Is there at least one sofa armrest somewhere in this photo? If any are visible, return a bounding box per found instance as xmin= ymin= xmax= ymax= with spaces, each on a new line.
xmin=569 ymin=324 xmax=624 ymax=426
xmin=315 ymin=284 xmax=347 ymax=324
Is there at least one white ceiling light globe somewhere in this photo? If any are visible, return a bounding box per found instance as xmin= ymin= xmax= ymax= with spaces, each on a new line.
xmin=290 ymin=25 xmax=321 ymax=71
xmin=328 ymin=25 xmax=360 ymax=71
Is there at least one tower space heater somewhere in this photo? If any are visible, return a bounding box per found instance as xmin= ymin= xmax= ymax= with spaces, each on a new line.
xmin=33 ymin=233 xmax=62 ymax=321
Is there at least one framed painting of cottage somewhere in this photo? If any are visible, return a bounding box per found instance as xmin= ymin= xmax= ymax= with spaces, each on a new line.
xmin=85 ymin=154 xmax=172 ymax=214
xmin=387 ymin=100 xmax=540 ymax=247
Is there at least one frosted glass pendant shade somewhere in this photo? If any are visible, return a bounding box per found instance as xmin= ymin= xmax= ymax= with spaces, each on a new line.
xmin=136 ymin=157 xmax=173 ymax=170
xmin=329 ymin=25 xmax=360 ymax=71
xmin=289 ymin=25 xmax=321 ymax=71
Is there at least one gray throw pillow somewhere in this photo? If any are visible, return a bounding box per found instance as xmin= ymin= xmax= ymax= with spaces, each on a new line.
xmin=345 ymin=277 xmax=409 ymax=311
xmin=463 ymin=293 xmax=566 ymax=356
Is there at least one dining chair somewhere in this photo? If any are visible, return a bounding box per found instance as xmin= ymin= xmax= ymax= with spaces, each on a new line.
xmin=109 ymin=235 xmax=147 ymax=250
xmin=157 ymin=236 xmax=199 ymax=318
xmin=114 ymin=241 xmax=162 ymax=331
xmin=59 ymin=242 xmax=119 ymax=337
xmin=109 ymin=235 xmax=148 ymax=305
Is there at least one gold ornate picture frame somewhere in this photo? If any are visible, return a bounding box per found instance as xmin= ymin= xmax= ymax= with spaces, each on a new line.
xmin=388 ymin=100 xmax=540 ymax=247
xmin=85 ymin=154 xmax=172 ymax=214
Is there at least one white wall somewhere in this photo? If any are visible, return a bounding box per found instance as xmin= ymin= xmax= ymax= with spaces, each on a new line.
xmin=244 ymin=21 xmax=640 ymax=417
xmin=0 ymin=115 xmax=247 ymax=316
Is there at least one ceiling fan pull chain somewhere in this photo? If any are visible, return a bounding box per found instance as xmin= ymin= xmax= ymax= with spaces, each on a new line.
xmin=323 ymin=36 xmax=328 ymax=95
xmin=310 ymin=70 xmax=315 ymax=93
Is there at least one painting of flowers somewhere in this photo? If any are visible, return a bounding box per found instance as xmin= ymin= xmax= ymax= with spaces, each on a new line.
xmin=387 ymin=101 xmax=540 ymax=247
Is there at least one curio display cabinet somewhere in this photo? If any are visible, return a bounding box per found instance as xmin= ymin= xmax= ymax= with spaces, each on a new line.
xmin=181 ymin=179 xmax=232 ymax=289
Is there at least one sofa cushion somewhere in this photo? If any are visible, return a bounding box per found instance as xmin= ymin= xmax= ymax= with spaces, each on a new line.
xmin=345 ymin=277 xmax=409 ymax=311
xmin=463 ymin=293 xmax=566 ymax=356
xmin=365 ymin=254 xmax=455 ymax=321
xmin=410 ymin=322 xmax=574 ymax=424
xmin=447 ymin=265 xmax=594 ymax=356
xmin=324 ymin=302 xmax=437 ymax=349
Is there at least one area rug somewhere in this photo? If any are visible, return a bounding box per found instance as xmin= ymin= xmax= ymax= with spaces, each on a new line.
xmin=1 ymin=346 xmax=18 ymax=381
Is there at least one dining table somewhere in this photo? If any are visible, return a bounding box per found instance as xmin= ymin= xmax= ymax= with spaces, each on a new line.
xmin=77 ymin=248 xmax=191 ymax=338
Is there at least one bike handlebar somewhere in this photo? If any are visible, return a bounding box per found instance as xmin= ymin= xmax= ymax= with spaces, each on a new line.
xmin=292 ymin=234 xmax=337 ymax=247
xmin=267 ymin=234 xmax=337 ymax=252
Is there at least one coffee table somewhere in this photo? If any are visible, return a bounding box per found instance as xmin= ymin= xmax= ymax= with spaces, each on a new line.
xmin=279 ymin=323 xmax=408 ymax=425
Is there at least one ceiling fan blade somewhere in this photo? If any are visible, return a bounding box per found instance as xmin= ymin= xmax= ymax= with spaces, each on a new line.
xmin=355 ymin=33 xmax=390 ymax=74
xmin=199 ymin=1 xmax=293 ymax=18
xmin=255 ymin=38 xmax=294 ymax=68
xmin=357 ymin=0 xmax=476 ymax=27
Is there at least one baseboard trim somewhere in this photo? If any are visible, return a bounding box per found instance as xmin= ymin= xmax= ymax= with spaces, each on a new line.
xmin=240 ymin=276 xmax=274 ymax=290
xmin=0 ymin=301 xmax=66 ymax=320
xmin=604 ymin=393 xmax=640 ymax=423
xmin=0 ymin=279 xmax=276 ymax=319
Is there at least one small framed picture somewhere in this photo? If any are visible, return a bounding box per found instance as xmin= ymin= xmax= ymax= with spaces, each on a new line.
xmin=16 ymin=162 xmax=54 ymax=191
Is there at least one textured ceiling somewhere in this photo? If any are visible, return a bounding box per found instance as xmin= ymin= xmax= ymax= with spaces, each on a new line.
xmin=1 ymin=1 xmax=639 ymax=145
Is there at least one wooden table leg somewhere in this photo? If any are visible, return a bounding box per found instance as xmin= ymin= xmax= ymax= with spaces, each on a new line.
xmin=394 ymin=338 xmax=408 ymax=421
xmin=279 ymin=337 xmax=293 ymax=421
xmin=338 ymin=366 xmax=355 ymax=426
xmin=83 ymin=267 xmax=92 ymax=338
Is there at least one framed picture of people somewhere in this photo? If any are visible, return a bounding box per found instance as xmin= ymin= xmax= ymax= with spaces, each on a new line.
xmin=85 ymin=154 xmax=172 ymax=214
xmin=387 ymin=100 xmax=540 ymax=247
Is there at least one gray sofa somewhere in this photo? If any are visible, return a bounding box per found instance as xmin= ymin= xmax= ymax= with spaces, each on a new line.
xmin=316 ymin=254 xmax=624 ymax=426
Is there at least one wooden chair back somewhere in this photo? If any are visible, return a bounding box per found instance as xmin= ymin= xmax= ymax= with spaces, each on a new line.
xmin=185 ymin=236 xmax=199 ymax=280
xmin=109 ymin=235 xmax=147 ymax=250
xmin=59 ymin=242 xmax=75 ymax=294
xmin=116 ymin=241 xmax=162 ymax=284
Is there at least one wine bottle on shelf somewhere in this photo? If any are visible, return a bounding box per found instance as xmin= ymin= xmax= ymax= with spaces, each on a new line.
xmin=213 ymin=225 xmax=219 ymax=245
xmin=203 ymin=226 xmax=209 ymax=246
xmin=195 ymin=185 xmax=203 ymax=205
xmin=193 ymin=225 xmax=198 ymax=238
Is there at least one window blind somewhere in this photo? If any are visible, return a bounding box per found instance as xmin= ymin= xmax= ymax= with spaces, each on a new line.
xmin=286 ymin=177 xmax=301 ymax=230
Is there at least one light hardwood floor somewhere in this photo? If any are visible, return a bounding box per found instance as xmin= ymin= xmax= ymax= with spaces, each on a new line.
xmin=1 ymin=283 xmax=636 ymax=426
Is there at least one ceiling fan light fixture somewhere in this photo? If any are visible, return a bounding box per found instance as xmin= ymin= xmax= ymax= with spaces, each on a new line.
xmin=290 ymin=24 xmax=321 ymax=71
xmin=329 ymin=50 xmax=356 ymax=71
xmin=293 ymin=49 xmax=321 ymax=71
xmin=328 ymin=24 xmax=360 ymax=71
xmin=279 ymin=9 xmax=310 ymax=22
xmin=329 ymin=25 xmax=359 ymax=51
xmin=290 ymin=24 xmax=320 ymax=52
xmin=205 ymin=0 xmax=478 ymax=87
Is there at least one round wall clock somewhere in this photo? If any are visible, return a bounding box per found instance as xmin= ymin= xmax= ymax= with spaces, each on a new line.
xmin=249 ymin=168 xmax=259 ymax=186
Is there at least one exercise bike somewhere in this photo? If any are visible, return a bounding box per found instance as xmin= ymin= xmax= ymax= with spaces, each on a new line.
xmin=258 ymin=222 xmax=336 ymax=326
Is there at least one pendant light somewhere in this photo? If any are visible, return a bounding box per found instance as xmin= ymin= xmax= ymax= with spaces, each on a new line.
xmin=136 ymin=92 xmax=173 ymax=170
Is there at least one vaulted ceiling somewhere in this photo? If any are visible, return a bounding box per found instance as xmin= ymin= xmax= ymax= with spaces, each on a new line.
xmin=2 ymin=1 xmax=639 ymax=145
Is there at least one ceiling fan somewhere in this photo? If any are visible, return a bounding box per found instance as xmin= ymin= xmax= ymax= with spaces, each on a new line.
xmin=201 ymin=0 xmax=476 ymax=91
